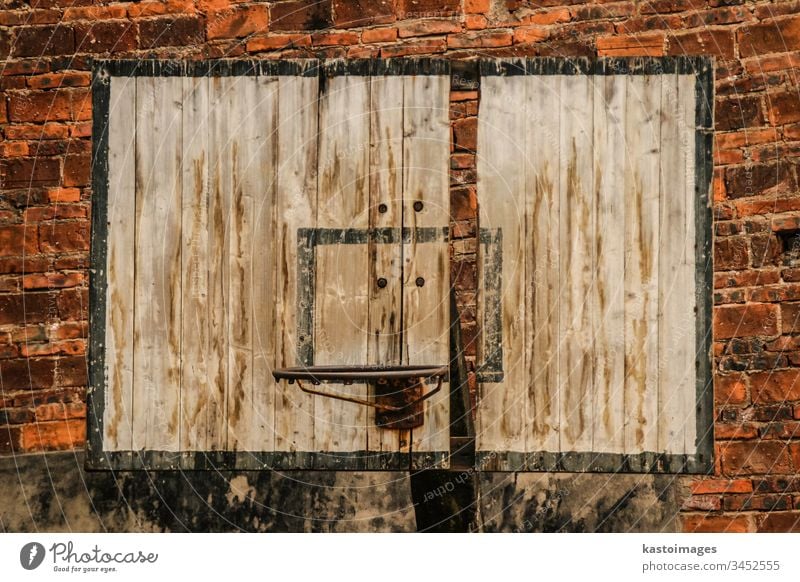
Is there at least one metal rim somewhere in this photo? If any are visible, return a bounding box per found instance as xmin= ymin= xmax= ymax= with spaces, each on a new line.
xmin=272 ymin=364 xmax=448 ymax=383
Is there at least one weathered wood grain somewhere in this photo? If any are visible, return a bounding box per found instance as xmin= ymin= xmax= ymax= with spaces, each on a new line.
xmin=104 ymin=76 xmax=136 ymax=452
xmin=558 ymin=73 xmax=594 ymax=455
xmin=623 ymin=73 xmax=661 ymax=463
xmin=403 ymin=74 xmax=450 ymax=464
xmin=590 ymin=74 xmax=626 ymax=455
xmin=526 ymin=74 xmax=561 ymax=456
xmin=132 ymin=76 xmax=183 ymax=453
xmin=313 ymin=75 xmax=371 ymax=455
xmin=273 ymin=74 xmax=319 ymax=458
xmin=366 ymin=75 xmax=404 ymax=459
xmin=476 ymin=74 xmax=528 ymax=461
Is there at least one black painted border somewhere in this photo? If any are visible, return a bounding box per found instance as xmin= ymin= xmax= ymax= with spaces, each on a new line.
xmin=475 ymin=55 xmax=715 ymax=474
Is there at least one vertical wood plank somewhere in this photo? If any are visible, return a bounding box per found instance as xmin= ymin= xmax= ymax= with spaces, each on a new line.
xmin=623 ymin=73 xmax=661 ymax=461
xmin=104 ymin=76 xmax=136 ymax=452
xmin=476 ymin=74 xmax=528 ymax=461
xmin=313 ymin=75 xmax=371 ymax=456
xmin=525 ymin=74 xmax=561 ymax=457
xmin=205 ymin=76 xmax=232 ymax=451
xmin=274 ymin=74 xmax=319 ymax=458
xmin=558 ymin=73 xmax=594 ymax=457
xmin=179 ymin=75 xmax=211 ymax=452
xmin=590 ymin=73 xmax=626 ymax=455
xmin=657 ymin=74 xmax=697 ymax=456
xmin=403 ymin=74 xmax=450 ymax=462
xmin=249 ymin=76 xmax=280 ymax=455
xmin=132 ymin=76 xmax=183 ymax=453
xmin=366 ymin=75 xmax=404 ymax=460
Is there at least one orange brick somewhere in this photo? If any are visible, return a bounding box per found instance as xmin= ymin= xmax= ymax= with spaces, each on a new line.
xmin=47 ymin=187 xmax=81 ymax=203
xmin=682 ymin=513 xmax=754 ymax=533
xmin=691 ymin=478 xmax=753 ymax=495
xmin=465 ymin=14 xmax=487 ymax=30
xmin=398 ymin=18 xmax=461 ymax=38
xmin=0 ymin=142 xmax=29 ymax=157
xmin=524 ymin=8 xmax=571 ymax=26
xmin=715 ymin=374 xmax=748 ymax=406
xmin=246 ymin=34 xmax=312 ymax=52
xmin=361 ymin=27 xmax=398 ymax=43
xmin=3 ymin=123 xmax=69 ymax=140
xmin=514 ymin=26 xmax=549 ymax=44
xmin=22 ymin=272 xmax=85 ymax=290
xmin=27 ymin=71 xmax=91 ymax=90
xmin=207 ymin=5 xmax=270 ymax=40
xmin=21 ymin=339 xmax=86 ymax=357
xmin=62 ymin=5 xmax=127 ymax=20
xmin=597 ymin=32 xmax=664 ymax=56
xmin=448 ymin=31 xmax=513 ymax=49
xmin=713 ymin=303 xmax=779 ymax=339
xmin=465 ymin=0 xmax=490 ymax=14
xmin=20 ymin=419 xmax=85 ymax=452
xmin=311 ymin=31 xmax=360 ymax=46
xmin=127 ymin=0 xmax=195 ymax=17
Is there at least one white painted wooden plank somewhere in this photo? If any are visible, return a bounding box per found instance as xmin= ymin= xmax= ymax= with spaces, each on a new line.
xmin=623 ymin=74 xmax=661 ymax=457
xmin=403 ymin=74 xmax=450 ymax=461
xmin=590 ymin=74 xmax=627 ymax=454
xmin=104 ymin=76 xmax=136 ymax=452
xmin=366 ymin=75 xmax=404 ymax=458
xmin=132 ymin=76 xmax=183 ymax=452
xmin=274 ymin=75 xmax=319 ymax=455
xmin=249 ymin=76 xmax=280 ymax=454
xmin=179 ymin=75 xmax=212 ymax=452
xmin=313 ymin=75 xmax=371 ymax=454
xmin=475 ymin=74 xmax=527 ymax=457
xmin=205 ymin=76 xmax=233 ymax=451
xmin=525 ymin=74 xmax=561 ymax=455
xmin=557 ymin=74 xmax=595 ymax=455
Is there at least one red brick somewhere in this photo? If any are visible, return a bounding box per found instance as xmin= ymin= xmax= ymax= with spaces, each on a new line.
xmin=767 ymin=91 xmax=800 ymax=126
xmin=381 ymin=38 xmax=446 ymax=57
xmin=739 ymin=15 xmax=800 ymax=59
xmin=127 ymin=0 xmax=195 ymax=18
xmin=716 ymin=95 xmax=764 ymax=132
xmin=750 ymin=370 xmax=800 ymax=404
xmin=684 ymin=6 xmax=751 ymax=28
xmin=246 ymin=34 xmax=311 ymax=52
xmin=70 ymin=123 xmax=92 ymax=138
xmin=715 ymin=374 xmax=748 ymax=406
xmin=596 ymin=33 xmax=664 ymax=56
xmin=714 ymin=236 xmax=749 ymax=270
xmin=271 ymin=0 xmax=333 ymax=31
xmin=12 ymin=25 xmax=75 ymax=57
xmin=715 ymin=269 xmax=780 ymax=289
xmin=22 ymin=272 xmax=84 ymax=290
xmin=716 ymin=128 xmax=780 ymax=150
xmin=25 ymin=205 xmax=88 ymax=222
xmin=0 ymin=141 xmax=29 ymax=157
xmin=333 ymin=0 xmax=396 ymax=27
xmin=721 ymin=441 xmax=794 ymax=475
xmin=0 ymin=9 xmax=61 ymax=25
xmin=782 ymin=303 xmax=800 ymax=335
xmin=397 ymin=0 xmax=460 ymax=19
xmin=398 ymin=18 xmax=460 ymax=37
xmin=27 ymin=71 xmax=92 ymax=90
xmin=682 ymin=513 xmax=753 ymax=533
xmin=464 ymin=14 xmax=487 ymax=30
xmin=8 ymin=89 xmax=91 ymax=123
xmin=514 ymin=26 xmax=549 ymax=44
xmin=21 ymin=340 xmax=85 ymax=358
xmin=19 ymin=419 xmax=85 ymax=452
xmin=756 ymin=512 xmax=800 ymax=533
xmin=691 ymin=478 xmax=752 ymax=495
xmin=0 ymin=356 xmax=87 ymax=391
xmin=63 ymin=153 xmax=91 ymax=187
xmin=57 ymin=287 xmax=88 ymax=320
xmin=453 ymin=117 xmax=477 ymax=152
xmin=362 ymin=27 xmax=398 ymax=43
xmin=38 ymin=222 xmax=90 ymax=253
xmin=724 ymin=494 xmax=791 ymax=512
xmin=46 ymin=188 xmax=81 ymax=203
xmin=3 ymin=123 xmax=70 ymax=140
xmin=668 ymin=29 xmax=734 ymax=59
xmin=464 ymin=0 xmax=489 ymax=14
xmin=524 ymin=8 xmax=570 ymax=26
xmin=0 ymin=225 xmax=39 ymax=257
xmin=714 ymin=303 xmax=779 ymax=339
xmin=75 ymin=20 xmax=138 ymax=53
xmin=33 ymin=402 xmax=85 ymax=423
xmin=47 ymin=321 xmax=88 ymax=341
xmin=62 ymin=5 xmax=127 ymax=20
xmin=451 ymin=185 xmax=477 ymax=221
xmin=0 ymin=293 xmax=55 ymax=325
xmin=207 ymin=5 xmax=269 ymax=39
xmin=725 ymin=162 xmax=796 ymax=199
xmin=139 ymin=16 xmax=205 ymax=48
xmin=311 ymin=31 xmax=360 ymax=45
xmin=448 ymin=31 xmax=512 ymax=49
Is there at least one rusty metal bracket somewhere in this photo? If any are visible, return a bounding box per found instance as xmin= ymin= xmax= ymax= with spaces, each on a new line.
xmin=272 ymin=365 xmax=448 ymax=429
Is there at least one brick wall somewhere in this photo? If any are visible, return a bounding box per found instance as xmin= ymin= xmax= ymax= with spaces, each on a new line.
xmin=1 ymin=0 xmax=800 ymax=532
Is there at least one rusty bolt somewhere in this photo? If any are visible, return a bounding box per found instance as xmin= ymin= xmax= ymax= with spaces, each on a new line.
xmin=415 ymin=277 xmax=425 ymax=287
xmin=377 ymin=277 xmax=388 ymax=288
xmin=378 ymin=203 xmax=388 ymax=214
xmin=413 ymin=200 xmax=424 ymax=212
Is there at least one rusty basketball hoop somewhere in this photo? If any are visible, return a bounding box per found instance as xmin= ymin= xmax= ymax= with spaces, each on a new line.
xmin=272 ymin=365 xmax=448 ymax=430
